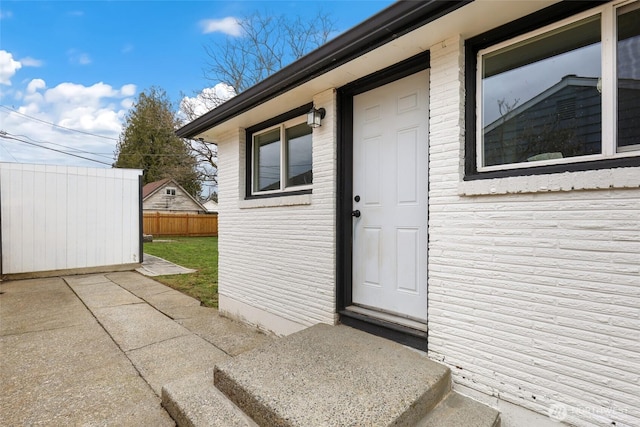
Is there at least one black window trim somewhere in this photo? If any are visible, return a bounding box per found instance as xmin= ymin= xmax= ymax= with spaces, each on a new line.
xmin=464 ymin=0 xmax=639 ymax=181
xmin=245 ymin=103 xmax=313 ymax=199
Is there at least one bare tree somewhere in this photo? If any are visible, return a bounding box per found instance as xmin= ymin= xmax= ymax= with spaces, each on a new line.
xmin=199 ymin=10 xmax=336 ymax=105
xmin=181 ymin=10 xmax=337 ymax=195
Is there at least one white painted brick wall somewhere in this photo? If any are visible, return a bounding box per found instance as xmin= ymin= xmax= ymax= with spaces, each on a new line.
xmin=428 ymin=36 xmax=640 ymax=427
xmin=217 ymin=89 xmax=337 ymax=333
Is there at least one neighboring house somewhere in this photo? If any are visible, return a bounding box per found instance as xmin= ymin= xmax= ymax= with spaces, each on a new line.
xmin=142 ymin=178 xmax=206 ymax=214
xmin=177 ymin=2 xmax=639 ymax=427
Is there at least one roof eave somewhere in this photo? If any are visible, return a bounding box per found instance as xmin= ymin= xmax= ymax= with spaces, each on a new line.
xmin=176 ymin=0 xmax=472 ymax=139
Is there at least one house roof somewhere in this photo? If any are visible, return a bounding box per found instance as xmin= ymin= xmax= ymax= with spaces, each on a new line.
xmin=176 ymin=0 xmax=471 ymax=140
xmin=484 ymin=75 xmax=600 ymax=133
xmin=142 ymin=178 xmax=172 ymax=199
xmin=176 ymin=0 xmax=565 ymax=141
xmin=142 ymin=178 xmax=207 ymax=211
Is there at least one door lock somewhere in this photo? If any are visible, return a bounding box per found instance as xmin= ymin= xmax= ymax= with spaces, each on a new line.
xmin=351 ymin=210 xmax=361 ymax=218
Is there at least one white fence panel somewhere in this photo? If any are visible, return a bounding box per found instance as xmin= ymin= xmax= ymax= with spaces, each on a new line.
xmin=0 ymin=163 xmax=142 ymax=276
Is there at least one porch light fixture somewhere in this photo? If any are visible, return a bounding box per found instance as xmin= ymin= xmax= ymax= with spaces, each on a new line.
xmin=307 ymin=107 xmax=326 ymax=128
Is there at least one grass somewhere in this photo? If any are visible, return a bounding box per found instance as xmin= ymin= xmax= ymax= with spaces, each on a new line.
xmin=143 ymin=236 xmax=218 ymax=308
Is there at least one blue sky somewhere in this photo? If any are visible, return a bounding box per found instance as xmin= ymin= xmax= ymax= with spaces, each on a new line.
xmin=0 ymin=0 xmax=394 ymax=169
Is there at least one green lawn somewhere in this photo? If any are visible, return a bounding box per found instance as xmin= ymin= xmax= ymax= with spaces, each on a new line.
xmin=143 ymin=236 xmax=218 ymax=308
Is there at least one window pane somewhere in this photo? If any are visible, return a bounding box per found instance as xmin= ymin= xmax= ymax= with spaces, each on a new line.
xmin=254 ymin=129 xmax=281 ymax=191
xmin=617 ymin=5 xmax=640 ymax=151
xmin=482 ymin=16 xmax=602 ymax=167
xmin=286 ymin=123 xmax=312 ymax=187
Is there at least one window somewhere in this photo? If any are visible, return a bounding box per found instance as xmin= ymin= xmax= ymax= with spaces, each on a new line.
xmin=249 ymin=113 xmax=313 ymax=196
xmin=165 ymin=187 xmax=176 ymax=196
xmin=617 ymin=2 xmax=640 ymax=151
xmin=473 ymin=0 xmax=639 ymax=174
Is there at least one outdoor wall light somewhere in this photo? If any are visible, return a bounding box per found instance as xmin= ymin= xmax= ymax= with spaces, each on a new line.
xmin=307 ymin=107 xmax=326 ymax=128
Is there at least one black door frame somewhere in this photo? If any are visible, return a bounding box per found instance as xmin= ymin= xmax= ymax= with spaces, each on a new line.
xmin=336 ymin=51 xmax=431 ymax=351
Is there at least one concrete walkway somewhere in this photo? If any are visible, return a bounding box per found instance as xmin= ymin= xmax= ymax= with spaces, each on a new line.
xmin=0 ymin=271 xmax=272 ymax=426
xmin=137 ymin=253 xmax=196 ymax=277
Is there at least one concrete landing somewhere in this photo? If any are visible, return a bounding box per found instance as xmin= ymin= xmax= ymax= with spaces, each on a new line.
xmin=164 ymin=324 xmax=501 ymax=427
xmin=215 ymin=324 xmax=450 ymax=427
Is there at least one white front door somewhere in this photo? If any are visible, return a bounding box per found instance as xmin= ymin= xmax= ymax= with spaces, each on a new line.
xmin=352 ymin=70 xmax=429 ymax=322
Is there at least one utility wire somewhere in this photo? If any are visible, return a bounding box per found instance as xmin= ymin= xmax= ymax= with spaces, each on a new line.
xmin=1 ymin=130 xmax=197 ymax=159
xmin=10 ymin=132 xmax=115 ymax=159
xmin=0 ymin=133 xmax=112 ymax=166
xmin=0 ymin=105 xmax=119 ymax=143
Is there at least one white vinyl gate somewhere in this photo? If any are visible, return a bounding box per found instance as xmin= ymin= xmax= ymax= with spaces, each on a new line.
xmin=0 ymin=163 xmax=142 ymax=277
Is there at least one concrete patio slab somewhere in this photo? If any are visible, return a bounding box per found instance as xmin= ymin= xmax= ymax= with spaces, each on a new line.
xmin=0 ymin=278 xmax=174 ymax=426
xmin=157 ymin=303 xmax=213 ymax=320
xmin=177 ymin=313 xmax=274 ymax=357
xmin=67 ymin=279 xmax=143 ymax=308
xmin=107 ymin=271 xmax=177 ymax=298
xmin=0 ymin=278 xmax=93 ymax=335
xmin=142 ymin=288 xmax=202 ymax=311
xmin=137 ymin=253 xmax=196 ymax=276
xmin=127 ymin=333 xmax=229 ymax=396
xmin=63 ymin=274 xmax=113 ymax=286
xmin=92 ymin=303 xmax=190 ymax=351
xmin=1 ymin=327 xmax=173 ymax=426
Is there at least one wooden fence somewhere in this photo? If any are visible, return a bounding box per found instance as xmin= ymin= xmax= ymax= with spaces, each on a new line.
xmin=143 ymin=212 xmax=218 ymax=237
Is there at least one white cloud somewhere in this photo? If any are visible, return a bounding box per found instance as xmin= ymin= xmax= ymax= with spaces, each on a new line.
xmin=200 ymin=17 xmax=242 ymax=36
xmin=0 ymin=10 xmax=13 ymax=19
xmin=44 ymin=82 xmax=117 ymax=105
xmin=179 ymin=83 xmax=236 ymax=122
xmin=0 ymin=50 xmax=22 ymax=85
xmin=20 ymin=56 xmax=44 ymax=67
xmin=120 ymin=84 xmax=136 ymax=97
xmin=0 ymin=77 xmax=137 ymax=167
xmin=121 ymin=43 xmax=134 ymax=54
xmin=26 ymin=78 xmax=46 ymax=93
xmin=120 ymin=97 xmax=135 ymax=109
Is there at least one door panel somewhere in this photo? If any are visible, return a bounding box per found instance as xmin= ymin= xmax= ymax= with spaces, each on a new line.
xmin=352 ymin=70 xmax=429 ymax=322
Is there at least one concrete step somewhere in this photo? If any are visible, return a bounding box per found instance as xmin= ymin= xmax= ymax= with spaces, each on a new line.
xmin=162 ymin=371 xmax=258 ymax=427
xmin=417 ymin=392 xmax=501 ymax=427
xmin=163 ymin=324 xmax=501 ymax=427
xmin=213 ymin=324 xmax=452 ymax=427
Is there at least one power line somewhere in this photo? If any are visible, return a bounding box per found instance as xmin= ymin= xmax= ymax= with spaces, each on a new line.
xmin=0 ymin=133 xmax=112 ymax=166
xmin=11 ymin=132 xmax=115 ymax=160
xmin=0 ymin=105 xmax=119 ymax=143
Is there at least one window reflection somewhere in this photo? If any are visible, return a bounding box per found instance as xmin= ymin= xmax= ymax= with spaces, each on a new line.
xmin=286 ymin=123 xmax=313 ymax=187
xmin=255 ymin=129 xmax=281 ymax=191
xmin=617 ymin=4 xmax=640 ymax=151
xmin=482 ymin=16 xmax=602 ymax=166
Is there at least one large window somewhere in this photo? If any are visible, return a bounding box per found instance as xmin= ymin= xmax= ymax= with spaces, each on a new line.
xmin=474 ymin=1 xmax=639 ymax=173
xmin=251 ymin=117 xmax=312 ymax=195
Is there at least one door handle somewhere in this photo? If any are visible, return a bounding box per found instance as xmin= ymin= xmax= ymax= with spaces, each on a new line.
xmin=351 ymin=210 xmax=361 ymax=218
